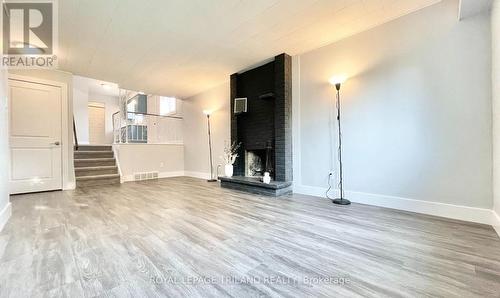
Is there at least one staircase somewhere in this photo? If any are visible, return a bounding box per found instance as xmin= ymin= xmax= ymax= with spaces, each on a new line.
xmin=74 ymin=145 xmax=120 ymax=187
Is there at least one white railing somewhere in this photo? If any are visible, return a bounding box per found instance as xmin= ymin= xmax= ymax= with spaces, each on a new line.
xmin=113 ymin=111 xmax=183 ymax=144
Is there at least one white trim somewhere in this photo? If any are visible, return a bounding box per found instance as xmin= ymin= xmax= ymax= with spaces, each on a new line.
xmin=7 ymin=74 xmax=73 ymax=191
xmin=111 ymin=145 xmax=124 ymax=183
xmin=493 ymin=210 xmax=500 ymax=238
xmin=66 ymin=181 xmax=76 ymax=190
xmin=159 ymin=171 xmax=185 ymax=178
xmin=184 ymin=171 xmax=211 ymax=180
xmin=120 ymin=171 xmax=213 ymax=182
xmin=121 ymin=171 xmax=185 ymax=182
xmin=294 ymin=184 xmax=326 ymax=198
xmin=88 ymin=102 xmax=105 ymax=108
xmin=0 ymin=202 xmax=12 ymax=232
xmin=294 ymin=185 xmax=496 ymax=226
xmin=121 ymin=171 xmax=213 ymax=182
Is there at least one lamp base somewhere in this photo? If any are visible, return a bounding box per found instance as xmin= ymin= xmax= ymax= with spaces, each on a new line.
xmin=207 ymin=179 xmax=218 ymax=183
xmin=332 ymin=198 xmax=351 ymax=205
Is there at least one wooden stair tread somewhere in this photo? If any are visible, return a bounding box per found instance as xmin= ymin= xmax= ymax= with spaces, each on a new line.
xmin=74 ymin=158 xmax=115 ymax=162
xmin=75 ymin=145 xmax=112 ymax=151
xmin=76 ymin=174 xmax=120 ymax=181
xmin=74 ymin=151 xmax=113 ymax=154
xmin=74 ymin=145 xmax=120 ymax=186
xmin=75 ymin=166 xmax=118 ymax=171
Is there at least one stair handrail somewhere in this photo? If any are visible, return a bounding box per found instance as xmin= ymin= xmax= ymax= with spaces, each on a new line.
xmin=125 ymin=111 xmax=183 ymax=119
xmin=73 ymin=116 xmax=78 ymax=151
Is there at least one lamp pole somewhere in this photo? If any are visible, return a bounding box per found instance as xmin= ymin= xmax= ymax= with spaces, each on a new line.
xmin=332 ymin=82 xmax=351 ymax=205
xmin=206 ymin=113 xmax=217 ymax=182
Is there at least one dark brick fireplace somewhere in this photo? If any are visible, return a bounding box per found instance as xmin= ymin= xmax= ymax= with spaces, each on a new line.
xmin=219 ymin=53 xmax=292 ymax=196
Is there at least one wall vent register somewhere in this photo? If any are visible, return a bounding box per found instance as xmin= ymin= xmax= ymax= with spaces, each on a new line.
xmin=234 ymin=98 xmax=247 ymax=114
xmin=134 ymin=171 xmax=159 ymax=181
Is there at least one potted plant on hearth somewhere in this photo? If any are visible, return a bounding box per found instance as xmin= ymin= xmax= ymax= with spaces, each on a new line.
xmin=221 ymin=141 xmax=241 ymax=177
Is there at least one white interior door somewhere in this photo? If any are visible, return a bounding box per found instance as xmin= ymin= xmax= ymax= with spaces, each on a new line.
xmin=9 ymin=79 xmax=62 ymax=194
xmin=88 ymin=102 xmax=106 ymax=144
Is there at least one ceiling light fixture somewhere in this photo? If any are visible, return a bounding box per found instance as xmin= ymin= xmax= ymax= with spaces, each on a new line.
xmin=101 ymin=83 xmax=111 ymax=90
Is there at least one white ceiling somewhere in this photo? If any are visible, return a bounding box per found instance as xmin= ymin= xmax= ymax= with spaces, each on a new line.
xmin=59 ymin=0 xmax=441 ymax=98
xmin=74 ymin=75 xmax=120 ymax=98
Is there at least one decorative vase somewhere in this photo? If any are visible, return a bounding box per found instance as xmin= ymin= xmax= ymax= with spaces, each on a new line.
xmin=263 ymin=172 xmax=271 ymax=184
xmin=225 ymin=164 xmax=234 ymax=177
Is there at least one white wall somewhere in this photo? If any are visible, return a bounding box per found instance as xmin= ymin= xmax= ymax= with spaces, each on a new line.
xmin=73 ymin=76 xmax=90 ymax=144
xmin=296 ymin=0 xmax=492 ymax=209
xmin=492 ymin=0 xmax=500 ymax=218
xmin=183 ymin=82 xmax=230 ymax=178
xmin=146 ymin=95 xmax=184 ymax=144
xmin=73 ymin=76 xmax=119 ymax=145
xmin=147 ymin=95 xmax=183 ymax=116
xmin=0 ymin=69 xmax=11 ymax=232
xmin=114 ymin=144 xmax=184 ymax=181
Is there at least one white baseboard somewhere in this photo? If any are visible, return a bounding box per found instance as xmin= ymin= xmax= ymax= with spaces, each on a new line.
xmin=121 ymin=171 xmax=212 ymax=182
xmin=0 ymin=202 xmax=12 ymax=232
xmin=294 ymin=185 xmax=496 ymax=226
xmin=121 ymin=171 xmax=185 ymax=182
xmin=184 ymin=171 xmax=211 ymax=180
xmin=493 ymin=210 xmax=500 ymax=238
xmin=159 ymin=171 xmax=185 ymax=179
xmin=294 ymin=184 xmax=328 ymax=198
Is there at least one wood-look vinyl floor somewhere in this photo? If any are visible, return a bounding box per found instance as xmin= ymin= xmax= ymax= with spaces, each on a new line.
xmin=1 ymin=177 xmax=499 ymax=297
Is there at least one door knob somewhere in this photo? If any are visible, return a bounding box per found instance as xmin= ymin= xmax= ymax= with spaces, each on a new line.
xmin=52 ymin=141 xmax=60 ymax=146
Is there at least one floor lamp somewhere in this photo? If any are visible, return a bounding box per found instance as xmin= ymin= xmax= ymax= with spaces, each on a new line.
xmin=329 ymin=76 xmax=351 ymax=205
xmin=203 ymin=110 xmax=218 ymax=182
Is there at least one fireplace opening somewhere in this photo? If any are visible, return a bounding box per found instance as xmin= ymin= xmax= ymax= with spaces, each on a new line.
xmin=246 ymin=150 xmax=266 ymax=177
xmin=245 ymin=142 xmax=274 ymax=178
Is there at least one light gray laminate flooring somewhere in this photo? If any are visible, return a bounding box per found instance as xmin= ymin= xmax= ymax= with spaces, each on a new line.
xmin=1 ymin=177 xmax=499 ymax=297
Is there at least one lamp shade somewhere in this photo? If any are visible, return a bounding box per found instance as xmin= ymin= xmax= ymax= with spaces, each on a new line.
xmin=203 ymin=110 xmax=212 ymax=116
xmin=329 ymin=75 xmax=347 ymax=86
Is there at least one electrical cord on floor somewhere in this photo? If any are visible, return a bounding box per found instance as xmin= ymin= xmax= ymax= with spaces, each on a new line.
xmin=326 ymin=172 xmax=334 ymax=200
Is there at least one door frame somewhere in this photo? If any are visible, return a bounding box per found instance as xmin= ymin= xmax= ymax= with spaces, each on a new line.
xmin=7 ymin=74 xmax=71 ymax=191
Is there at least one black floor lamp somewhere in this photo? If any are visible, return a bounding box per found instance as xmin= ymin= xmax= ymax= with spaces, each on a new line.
xmin=329 ymin=76 xmax=351 ymax=205
xmin=204 ymin=110 xmax=218 ymax=182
